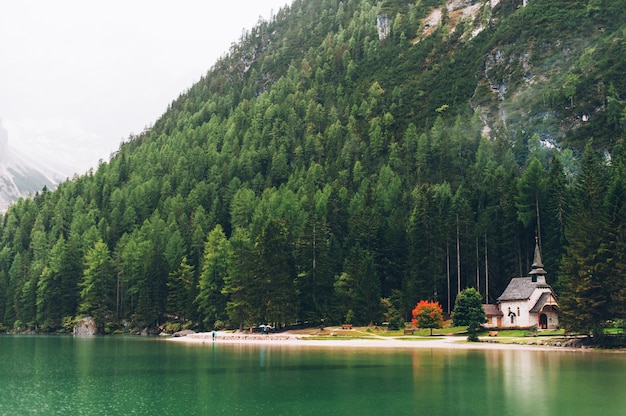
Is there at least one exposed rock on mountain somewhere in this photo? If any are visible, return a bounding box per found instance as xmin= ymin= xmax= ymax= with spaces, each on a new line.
xmin=0 ymin=119 xmax=65 ymax=211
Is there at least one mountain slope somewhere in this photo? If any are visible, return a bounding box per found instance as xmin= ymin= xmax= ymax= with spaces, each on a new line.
xmin=472 ymin=0 xmax=626 ymax=149
xmin=0 ymin=121 xmax=64 ymax=212
xmin=0 ymin=0 xmax=625 ymax=334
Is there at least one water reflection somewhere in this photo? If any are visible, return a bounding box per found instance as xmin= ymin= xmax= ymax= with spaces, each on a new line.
xmin=1 ymin=337 xmax=626 ymax=415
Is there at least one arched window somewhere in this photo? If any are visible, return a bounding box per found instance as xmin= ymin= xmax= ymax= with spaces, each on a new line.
xmin=508 ymin=307 xmax=516 ymax=324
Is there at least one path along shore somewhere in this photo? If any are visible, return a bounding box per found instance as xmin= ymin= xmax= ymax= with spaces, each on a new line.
xmin=168 ymin=330 xmax=598 ymax=352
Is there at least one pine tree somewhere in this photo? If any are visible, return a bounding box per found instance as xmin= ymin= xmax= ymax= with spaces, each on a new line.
xmin=294 ymin=208 xmax=334 ymax=322
xmin=603 ymin=147 xmax=626 ymax=320
xmin=558 ymin=143 xmax=610 ymax=333
xmin=405 ymin=184 xmax=438 ymax=307
xmin=223 ymin=228 xmax=256 ymax=329
xmin=255 ymin=218 xmax=298 ymax=325
xmin=543 ymin=156 xmax=570 ymax=282
xmin=516 ymin=157 xmax=546 ymax=247
xmin=341 ymin=244 xmax=382 ymax=325
xmin=166 ymin=257 xmax=194 ymax=323
xmin=36 ymin=236 xmax=63 ymax=330
xmin=79 ymin=240 xmax=115 ymax=332
xmin=195 ymin=225 xmax=230 ymax=329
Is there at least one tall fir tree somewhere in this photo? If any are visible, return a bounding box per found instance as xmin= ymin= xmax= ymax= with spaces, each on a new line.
xmin=195 ymin=225 xmax=230 ymax=329
xmin=558 ymin=143 xmax=610 ymax=333
xmin=79 ymin=240 xmax=115 ymax=332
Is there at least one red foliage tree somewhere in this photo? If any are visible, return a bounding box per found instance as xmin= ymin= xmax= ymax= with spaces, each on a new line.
xmin=412 ymin=300 xmax=444 ymax=336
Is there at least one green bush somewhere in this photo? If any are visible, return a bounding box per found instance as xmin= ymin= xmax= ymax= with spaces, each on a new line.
xmin=453 ymin=288 xmax=486 ymax=342
xmin=345 ymin=309 xmax=355 ymax=325
xmin=387 ymin=316 xmax=405 ymax=330
xmin=62 ymin=316 xmax=75 ymax=333
xmin=164 ymin=322 xmax=182 ymax=333
xmin=13 ymin=320 xmax=23 ymax=332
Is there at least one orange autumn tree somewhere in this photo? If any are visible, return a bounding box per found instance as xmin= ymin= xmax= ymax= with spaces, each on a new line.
xmin=412 ymin=300 xmax=443 ymax=336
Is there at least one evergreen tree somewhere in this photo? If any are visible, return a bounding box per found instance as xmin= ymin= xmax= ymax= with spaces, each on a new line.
xmin=255 ymin=218 xmax=298 ymax=325
xmin=79 ymin=240 xmax=115 ymax=332
xmin=516 ymin=157 xmax=546 ymax=249
xmin=195 ymin=225 xmax=230 ymax=329
xmin=36 ymin=236 xmax=64 ymax=330
xmin=341 ymin=244 xmax=382 ymax=325
xmin=558 ymin=143 xmax=610 ymax=333
xmin=134 ymin=213 xmax=170 ymax=327
xmin=116 ymin=232 xmax=149 ymax=323
xmin=543 ymin=156 xmax=569 ymax=282
xmin=294 ymin=207 xmax=334 ymax=322
xmin=166 ymin=256 xmax=194 ymax=322
xmin=452 ymin=287 xmax=486 ymax=342
xmin=405 ymin=184 xmax=437 ymax=307
xmin=602 ymin=147 xmax=626 ymax=320
xmin=223 ymin=228 xmax=256 ymax=329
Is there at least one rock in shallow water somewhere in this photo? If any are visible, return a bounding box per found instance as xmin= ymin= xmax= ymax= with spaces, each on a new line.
xmin=74 ymin=317 xmax=97 ymax=335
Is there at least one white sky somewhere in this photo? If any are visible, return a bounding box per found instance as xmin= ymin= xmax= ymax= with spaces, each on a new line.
xmin=0 ymin=0 xmax=291 ymax=177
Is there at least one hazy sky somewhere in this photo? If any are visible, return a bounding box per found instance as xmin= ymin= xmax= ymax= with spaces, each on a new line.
xmin=0 ymin=0 xmax=290 ymax=177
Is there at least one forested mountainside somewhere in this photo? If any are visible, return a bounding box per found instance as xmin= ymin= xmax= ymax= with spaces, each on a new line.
xmin=1 ymin=0 xmax=625 ymax=334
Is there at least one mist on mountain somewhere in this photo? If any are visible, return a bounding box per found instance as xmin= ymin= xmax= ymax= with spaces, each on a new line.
xmin=0 ymin=118 xmax=66 ymax=212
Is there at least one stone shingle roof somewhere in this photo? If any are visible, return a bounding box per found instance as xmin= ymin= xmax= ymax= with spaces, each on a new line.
xmin=483 ymin=304 xmax=503 ymax=317
xmin=529 ymin=292 xmax=558 ymax=313
xmin=497 ymin=277 xmax=551 ymax=301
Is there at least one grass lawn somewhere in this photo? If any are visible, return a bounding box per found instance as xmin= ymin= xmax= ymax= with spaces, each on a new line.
xmin=477 ymin=329 xmax=565 ymax=337
xmin=289 ymin=325 xmax=566 ymax=343
xmin=382 ymin=326 xmax=467 ymax=337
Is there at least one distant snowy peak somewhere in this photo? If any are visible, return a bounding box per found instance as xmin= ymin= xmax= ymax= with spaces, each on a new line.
xmin=0 ymin=120 xmax=66 ymax=212
xmin=0 ymin=120 xmax=8 ymax=166
xmin=9 ymin=146 xmax=68 ymax=184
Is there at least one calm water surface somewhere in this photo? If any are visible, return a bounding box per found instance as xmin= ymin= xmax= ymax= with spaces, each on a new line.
xmin=0 ymin=335 xmax=624 ymax=415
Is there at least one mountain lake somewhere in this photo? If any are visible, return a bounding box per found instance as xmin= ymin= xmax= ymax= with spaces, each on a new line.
xmin=0 ymin=335 xmax=624 ymax=415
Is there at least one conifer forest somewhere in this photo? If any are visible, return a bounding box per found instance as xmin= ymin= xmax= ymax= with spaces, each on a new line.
xmin=1 ymin=0 xmax=626 ymax=334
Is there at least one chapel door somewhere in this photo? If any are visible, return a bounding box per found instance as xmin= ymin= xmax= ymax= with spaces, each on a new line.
xmin=539 ymin=313 xmax=548 ymax=329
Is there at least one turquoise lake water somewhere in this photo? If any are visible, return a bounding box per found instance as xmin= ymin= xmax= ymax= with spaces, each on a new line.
xmin=0 ymin=335 xmax=624 ymax=415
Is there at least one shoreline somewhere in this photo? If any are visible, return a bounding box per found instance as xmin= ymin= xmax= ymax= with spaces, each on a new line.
xmin=167 ymin=330 xmax=599 ymax=353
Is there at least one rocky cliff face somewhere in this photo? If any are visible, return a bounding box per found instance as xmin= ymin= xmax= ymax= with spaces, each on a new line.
xmin=0 ymin=120 xmax=65 ymax=212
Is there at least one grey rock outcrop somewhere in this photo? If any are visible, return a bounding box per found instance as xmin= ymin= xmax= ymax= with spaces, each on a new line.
xmin=74 ymin=317 xmax=97 ymax=335
xmin=172 ymin=329 xmax=196 ymax=337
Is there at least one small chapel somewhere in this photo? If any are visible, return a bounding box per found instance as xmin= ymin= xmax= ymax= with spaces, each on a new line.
xmin=483 ymin=238 xmax=559 ymax=330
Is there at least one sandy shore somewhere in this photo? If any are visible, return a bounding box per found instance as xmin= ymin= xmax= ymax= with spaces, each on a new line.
xmin=168 ymin=330 xmax=590 ymax=352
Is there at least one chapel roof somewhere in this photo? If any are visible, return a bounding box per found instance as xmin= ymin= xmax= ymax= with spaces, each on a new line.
xmin=483 ymin=303 xmax=503 ymax=317
xmin=529 ymin=292 xmax=558 ymax=313
xmin=497 ymin=277 xmax=551 ymax=301
xmin=497 ymin=236 xmax=554 ymax=302
xmin=529 ymin=236 xmax=547 ymax=276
